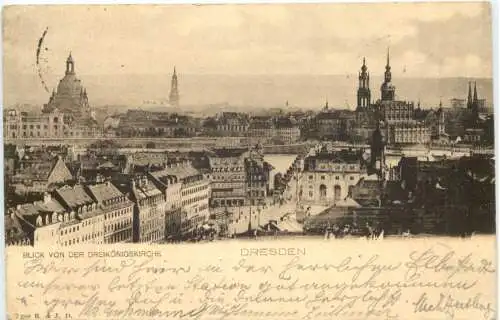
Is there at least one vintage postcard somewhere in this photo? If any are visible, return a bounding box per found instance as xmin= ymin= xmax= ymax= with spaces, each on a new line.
xmin=3 ymin=2 xmax=496 ymax=320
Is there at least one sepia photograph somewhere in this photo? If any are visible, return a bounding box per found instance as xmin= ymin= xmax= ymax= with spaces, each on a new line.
xmin=3 ymin=2 xmax=497 ymax=320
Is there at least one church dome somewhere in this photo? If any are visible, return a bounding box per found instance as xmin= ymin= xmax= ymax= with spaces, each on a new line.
xmin=57 ymin=74 xmax=83 ymax=98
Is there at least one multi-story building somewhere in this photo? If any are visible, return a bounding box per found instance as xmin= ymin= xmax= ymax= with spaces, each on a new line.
xmin=247 ymin=116 xmax=301 ymax=144
xmin=315 ymin=108 xmax=356 ymax=141
xmin=87 ymin=182 xmax=134 ymax=244
xmin=386 ymin=124 xmax=432 ymax=145
xmin=248 ymin=120 xmax=275 ymax=143
xmin=215 ymin=112 xmax=249 ymax=136
xmin=245 ymin=151 xmax=273 ymax=206
xmin=275 ymin=117 xmax=301 ymax=144
xmin=149 ymin=168 xmax=183 ymax=237
xmin=208 ymin=148 xmax=248 ymax=208
xmin=11 ymin=192 xmax=66 ymax=246
xmin=130 ymin=175 xmax=166 ymax=243
xmin=149 ymin=161 xmax=210 ymax=236
xmin=54 ymin=185 xmax=104 ymax=246
xmin=380 ymin=100 xmax=416 ymax=124
xmin=299 ymin=148 xmax=364 ymax=205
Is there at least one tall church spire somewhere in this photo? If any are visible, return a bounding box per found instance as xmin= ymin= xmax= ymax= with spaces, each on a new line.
xmin=169 ymin=66 xmax=179 ymax=107
xmin=384 ymin=47 xmax=391 ymax=83
xmin=357 ymin=57 xmax=371 ymax=108
xmin=380 ymin=48 xmax=395 ymax=101
xmin=467 ymin=82 xmax=473 ymax=109
xmin=473 ymin=81 xmax=478 ymax=103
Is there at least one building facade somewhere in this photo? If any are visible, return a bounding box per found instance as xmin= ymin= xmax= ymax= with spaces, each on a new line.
xmin=299 ymin=148 xmax=364 ymax=205
xmin=130 ymin=175 xmax=167 ymax=243
xmin=387 ymin=124 xmax=431 ymax=145
xmin=87 ymin=182 xmax=134 ymax=244
xmin=208 ymin=148 xmax=249 ymax=208
xmin=150 ymin=162 xmax=210 ymax=236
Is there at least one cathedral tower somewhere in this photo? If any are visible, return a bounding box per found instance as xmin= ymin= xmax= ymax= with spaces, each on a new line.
xmin=357 ymin=57 xmax=371 ymax=108
xmin=471 ymin=81 xmax=480 ymax=124
xmin=467 ymin=82 xmax=473 ymax=109
xmin=169 ymin=67 xmax=180 ymax=107
xmin=380 ymin=48 xmax=395 ymax=101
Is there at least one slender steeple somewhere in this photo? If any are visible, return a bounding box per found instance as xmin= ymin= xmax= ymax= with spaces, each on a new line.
xmin=380 ymin=48 xmax=395 ymax=101
xmin=324 ymin=98 xmax=329 ymax=110
xmin=169 ymin=66 xmax=179 ymax=107
xmin=66 ymin=52 xmax=75 ymax=75
xmin=467 ymin=82 xmax=473 ymax=109
xmin=357 ymin=57 xmax=371 ymax=108
xmin=385 ymin=48 xmax=391 ymax=82
xmin=473 ymin=81 xmax=478 ymax=103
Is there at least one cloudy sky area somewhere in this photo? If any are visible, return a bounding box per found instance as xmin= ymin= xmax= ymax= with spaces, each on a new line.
xmin=3 ymin=3 xmax=492 ymax=78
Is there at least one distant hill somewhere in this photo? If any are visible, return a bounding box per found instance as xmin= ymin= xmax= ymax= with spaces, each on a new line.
xmin=4 ymin=74 xmax=493 ymax=115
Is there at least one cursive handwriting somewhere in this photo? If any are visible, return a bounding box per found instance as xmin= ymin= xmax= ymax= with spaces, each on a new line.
xmin=11 ymin=243 xmax=496 ymax=320
xmin=412 ymin=292 xmax=495 ymax=319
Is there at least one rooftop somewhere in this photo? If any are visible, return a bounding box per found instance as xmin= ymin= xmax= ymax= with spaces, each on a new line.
xmin=12 ymin=195 xmax=65 ymax=217
xmin=150 ymin=164 xmax=201 ymax=182
xmin=56 ymin=184 xmax=95 ymax=208
xmin=87 ymin=182 xmax=126 ymax=204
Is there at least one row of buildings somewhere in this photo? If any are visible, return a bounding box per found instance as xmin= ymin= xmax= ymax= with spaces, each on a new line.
xmin=5 ymin=143 xmax=276 ymax=246
xmin=3 ymin=52 xmax=493 ymax=147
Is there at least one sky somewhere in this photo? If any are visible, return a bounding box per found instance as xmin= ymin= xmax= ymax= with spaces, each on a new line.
xmin=3 ymin=2 xmax=493 ymax=79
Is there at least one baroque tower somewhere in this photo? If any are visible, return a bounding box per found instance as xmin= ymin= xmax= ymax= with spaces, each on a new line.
xmin=66 ymin=52 xmax=75 ymax=75
xmin=357 ymin=57 xmax=371 ymax=108
xmin=380 ymin=48 xmax=395 ymax=101
xmin=169 ymin=67 xmax=180 ymax=107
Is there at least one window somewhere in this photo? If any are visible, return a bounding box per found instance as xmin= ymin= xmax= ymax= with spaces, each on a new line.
xmin=321 ymin=176 xmax=325 ymax=180
xmin=308 ymin=175 xmax=313 ymax=180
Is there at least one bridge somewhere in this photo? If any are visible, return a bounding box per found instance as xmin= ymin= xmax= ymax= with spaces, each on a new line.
xmin=4 ymin=137 xmax=493 ymax=157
